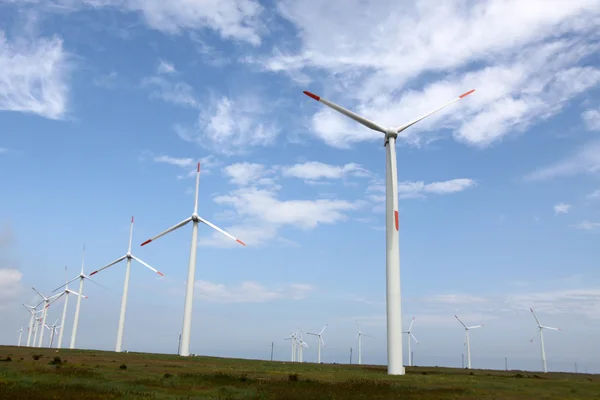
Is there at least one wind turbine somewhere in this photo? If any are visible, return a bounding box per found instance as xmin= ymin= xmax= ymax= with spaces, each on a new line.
xmin=140 ymin=162 xmax=247 ymax=357
xmin=403 ymin=317 xmax=419 ymax=366
xmin=295 ymin=330 xmax=308 ymax=362
xmin=530 ymin=308 xmax=561 ymax=373
xmin=47 ymin=266 xmax=87 ymax=349
xmin=17 ymin=327 xmax=23 ymax=346
xmin=454 ymin=315 xmax=483 ymax=369
xmin=54 ymin=246 xmax=105 ymax=349
xmin=32 ymin=287 xmax=61 ymax=348
xmin=45 ymin=316 xmax=61 ymax=348
xmin=284 ymin=331 xmax=298 ymax=362
xmin=303 ymin=88 xmax=475 ymax=375
xmin=23 ymin=303 xmax=43 ymax=347
xmin=356 ymin=321 xmax=374 ymax=365
xmin=90 ymin=216 xmax=163 ymax=353
xmin=307 ymin=325 xmax=327 ymax=363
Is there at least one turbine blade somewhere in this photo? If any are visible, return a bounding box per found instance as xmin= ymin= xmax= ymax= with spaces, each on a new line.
xmin=194 ymin=162 xmax=200 ymax=214
xmin=128 ymin=216 xmax=134 ymax=253
xmin=454 ymin=315 xmax=468 ymax=329
xmin=396 ymin=89 xmax=475 ymax=133
xmin=82 ymin=275 xmax=110 ymax=291
xmin=66 ymin=289 xmax=87 ymax=298
xmin=306 ymin=332 xmax=318 ymax=336
xmin=197 ymin=216 xmax=246 ymax=246
xmin=131 ymin=255 xmax=164 ymax=276
xmin=468 ymin=325 xmax=484 ymax=329
xmin=541 ymin=325 xmax=561 ymax=331
xmin=530 ymin=308 xmax=542 ymax=326
xmin=89 ymin=255 xmax=127 ymax=276
xmin=46 ymin=292 xmax=66 ymax=308
xmin=408 ymin=317 xmax=415 ymax=332
xmin=53 ymin=276 xmax=80 ymax=293
xmin=140 ymin=217 xmax=192 ymax=246
xmin=320 ymin=336 xmax=326 ymax=347
xmin=303 ymin=90 xmax=387 ymax=134
xmin=319 ymin=324 xmax=328 ymax=335
xmin=410 ymin=333 xmax=419 ymax=344
xmin=31 ymin=287 xmax=46 ymax=300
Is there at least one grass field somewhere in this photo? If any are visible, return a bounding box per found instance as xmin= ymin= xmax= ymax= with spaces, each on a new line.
xmin=0 ymin=345 xmax=598 ymax=399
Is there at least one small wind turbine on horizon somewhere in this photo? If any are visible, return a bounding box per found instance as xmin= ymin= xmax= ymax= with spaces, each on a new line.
xmin=45 ymin=316 xmax=61 ymax=348
xmin=454 ymin=315 xmax=483 ymax=369
xmin=47 ymin=266 xmax=87 ymax=349
xmin=139 ymin=162 xmax=247 ymax=357
xmin=307 ymin=324 xmax=327 ymax=363
xmin=90 ymin=216 xmax=163 ymax=353
xmin=403 ymin=317 xmax=419 ymax=366
xmin=54 ymin=246 xmax=106 ymax=349
xmin=17 ymin=327 xmax=23 ymax=346
xmin=530 ymin=308 xmax=561 ymax=373
xmin=284 ymin=330 xmax=298 ymax=362
xmin=356 ymin=321 xmax=374 ymax=365
xmin=303 ymin=87 xmax=476 ymax=375
xmin=23 ymin=303 xmax=43 ymax=347
xmin=296 ymin=330 xmax=308 ymax=362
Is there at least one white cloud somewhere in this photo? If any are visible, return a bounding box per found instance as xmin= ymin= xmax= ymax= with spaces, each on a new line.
xmin=506 ymin=289 xmax=600 ymax=319
xmin=141 ymin=76 xmax=199 ymax=108
xmin=573 ymin=220 xmax=600 ymax=230
xmin=0 ymin=31 xmax=70 ymax=119
xmin=223 ymin=162 xmax=277 ymax=187
xmin=260 ymin=0 xmax=600 ymax=149
xmin=281 ymin=161 xmax=370 ymax=183
xmin=554 ymin=203 xmax=571 ymax=214
xmin=157 ymin=59 xmax=176 ymax=74
xmin=0 ymin=268 xmax=22 ymax=308
xmin=177 ymin=95 xmax=279 ymax=155
xmin=194 ymin=280 xmax=314 ymax=303
xmin=0 ymin=148 xmax=7 ymax=153
xmin=154 ymin=155 xmax=195 ymax=168
xmin=368 ymin=178 xmax=476 ymax=200
xmin=14 ymin=0 xmax=265 ymax=46
xmin=525 ymin=140 xmax=600 ymax=181
xmin=587 ymin=189 xmax=600 ymax=200
xmin=582 ymin=108 xmax=600 ymax=131
xmin=145 ymin=152 xmax=221 ymax=178
xmin=428 ymin=294 xmax=488 ymax=305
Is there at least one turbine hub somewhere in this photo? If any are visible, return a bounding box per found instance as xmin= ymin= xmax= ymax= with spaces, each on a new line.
xmin=192 ymin=213 xmax=200 ymax=222
xmin=384 ymin=127 xmax=398 ymax=146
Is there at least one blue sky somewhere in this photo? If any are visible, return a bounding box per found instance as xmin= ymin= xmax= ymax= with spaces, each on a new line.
xmin=1 ymin=0 xmax=600 ymax=373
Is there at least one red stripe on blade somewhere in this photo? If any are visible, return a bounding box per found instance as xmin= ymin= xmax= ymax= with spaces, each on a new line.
xmin=236 ymin=239 xmax=246 ymax=246
xmin=197 ymin=162 xmax=200 ymax=172
xmin=157 ymin=271 xmax=164 ymax=276
xmin=90 ymin=271 xmax=98 ymax=276
xmin=303 ymin=91 xmax=320 ymax=101
xmin=459 ymin=89 xmax=475 ymax=98
xmin=131 ymin=216 xmax=134 ymax=223
xmin=394 ymin=210 xmax=399 ymax=231
xmin=141 ymin=239 xmax=152 ymax=246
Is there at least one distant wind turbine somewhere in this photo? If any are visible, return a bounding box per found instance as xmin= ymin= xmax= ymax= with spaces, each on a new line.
xmin=90 ymin=216 xmax=163 ymax=353
xmin=403 ymin=317 xmax=419 ymax=366
xmin=530 ymin=308 xmax=561 ymax=373
xmin=284 ymin=330 xmax=298 ymax=361
xmin=307 ymin=325 xmax=327 ymax=363
xmin=139 ymin=162 xmax=246 ymax=357
xmin=31 ymin=287 xmax=61 ymax=347
xmin=454 ymin=315 xmax=483 ymax=369
xmin=356 ymin=320 xmax=374 ymax=365
xmin=17 ymin=327 xmax=23 ymax=346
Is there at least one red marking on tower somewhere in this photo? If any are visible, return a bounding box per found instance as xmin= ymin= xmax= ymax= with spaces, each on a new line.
xmin=394 ymin=210 xmax=399 ymax=231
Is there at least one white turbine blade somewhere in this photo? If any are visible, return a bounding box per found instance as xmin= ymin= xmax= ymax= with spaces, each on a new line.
xmin=53 ymin=276 xmax=80 ymax=293
xmin=468 ymin=324 xmax=483 ymax=329
xmin=89 ymin=255 xmax=127 ymax=276
xmin=408 ymin=317 xmax=415 ymax=332
xmin=302 ymin=342 xmax=309 ymax=348
xmin=66 ymin=288 xmax=87 ymax=298
xmin=127 ymin=216 xmax=134 ymax=253
xmin=363 ymin=334 xmax=375 ymax=339
xmin=410 ymin=333 xmax=420 ymax=344
xmin=31 ymin=287 xmax=47 ymax=301
xmin=52 ymin=316 xmax=61 ymax=326
xmin=193 ymin=162 xmax=200 ymax=214
xmin=131 ymin=255 xmax=164 ymax=276
xmin=303 ymin=91 xmax=387 ymax=134
xmin=306 ymin=332 xmax=318 ymax=336
xmin=530 ymin=308 xmax=542 ymax=326
xmin=529 ymin=331 xmax=538 ymax=343
xmin=541 ymin=325 xmax=561 ymax=331
xmin=454 ymin=315 xmax=468 ymax=329
xmin=82 ymin=275 xmax=110 ymax=291
xmin=320 ymin=336 xmax=326 ymax=347
xmin=396 ymin=89 xmax=475 ymax=133
xmin=46 ymin=292 xmax=66 ymax=308
xmin=319 ymin=324 xmax=328 ymax=335
xmin=140 ymin=217 xmax=192 ymax=246
xmin=197 ymin=216 xmax=246 ymax=246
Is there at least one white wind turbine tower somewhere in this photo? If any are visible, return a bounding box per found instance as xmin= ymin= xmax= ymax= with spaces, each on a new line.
xmin=284 ymin=331 xmax=298 ymax=361
xmin=32 ymin=287 xmax=61 ymax=348
xmin=140 ymin=162 xmax=247 ymax=357
xmin=47 ymin=266 xmax=87 ymax=349
xmin=17 ymin=327 xmax=23 ymax=346
xmin=90 ymin=216 xmax=163 ymax=353
xmin=23 ymin=303 xmax=43 ymax=347
xmin=307 ymin=325 xmax=327 ymax=363
xmin=303 ymin=88 xmax=475 ymax=375
xmin=530 ymin=308 xmax=561 ymax=373
xmin=54 ymin=246 xmax=105 ymax=349
xmin=295 ymin=330 xmax=308 ymax=362
xmin=45 ymin=316 xmax=61 ymax=348
xmin=454 ymin=315 xmax=483 ymax=369
xmin=403 ymin=317 xmax=419 ymax=366
xmin=356 ymin=321 xmax=374 ymax=365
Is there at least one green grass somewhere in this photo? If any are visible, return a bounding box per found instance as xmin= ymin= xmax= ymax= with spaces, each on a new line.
xmin=0 ymin=345 xmax=598 ymax=399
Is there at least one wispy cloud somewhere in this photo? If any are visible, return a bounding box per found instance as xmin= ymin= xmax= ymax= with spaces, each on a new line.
xmin=157 ymin=59 xmax=176 ymax=74
xmin=281 ymin=161 xmax=370 ymax=184
xmin=553 ymin=203 xmax=571 ymax=214
xmin=194 ymin=280 xmax=314 ymax=303
xmin=141 ymin=76 xmax=199 ymax=108
xmin=525 ymin=140 xmax=600 ymax=181
xmin=573 ymin=221 xmax=600 ymax=231
xmin=367 ymin=178 xmax=476 ymax=200
xmin=0 ymin=31 xmax=70 ymax=119
xmin=586 ymin=189 xmax=600 ymax=200
xmin=582 ymin=107 xmax=600 ymax=131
